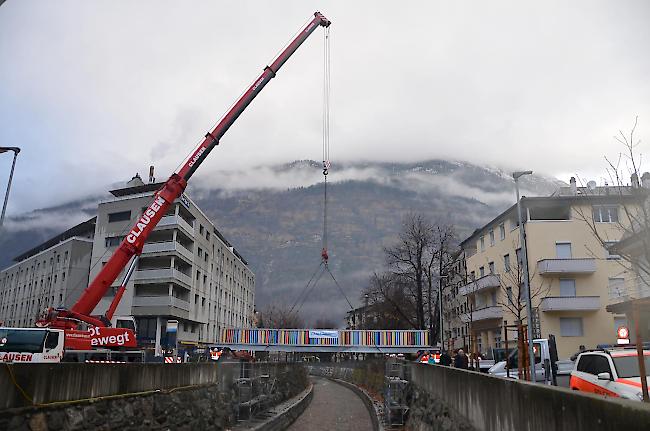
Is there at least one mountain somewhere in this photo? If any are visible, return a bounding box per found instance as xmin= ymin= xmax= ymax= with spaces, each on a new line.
xmin=0 ymin=159 xmax=563 ymax=324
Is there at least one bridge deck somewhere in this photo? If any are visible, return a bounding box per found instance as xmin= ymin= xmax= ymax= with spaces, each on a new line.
xmin=218 ymin=328 xmax=430 ymax=353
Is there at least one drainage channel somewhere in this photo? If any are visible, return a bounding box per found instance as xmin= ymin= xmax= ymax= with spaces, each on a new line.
xmin=287 ymin=377 xmax=374 ymax=431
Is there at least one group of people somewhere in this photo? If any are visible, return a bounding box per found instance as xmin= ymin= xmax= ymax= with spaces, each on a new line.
xmin=419 ymin=348 xmax=470 ymax=369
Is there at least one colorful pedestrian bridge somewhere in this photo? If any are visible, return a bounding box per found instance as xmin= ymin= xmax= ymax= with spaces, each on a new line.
xmin=218 ymin=328 xmax=430 ymax=353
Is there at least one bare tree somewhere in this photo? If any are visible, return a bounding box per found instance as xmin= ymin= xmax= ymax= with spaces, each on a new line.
xmin=384 ymin=213 xmax=434 ymax=330
xmin=573 ymin=117 xmax=650 ymax=297
xmin=425 ymin=224 xmax=457 ymax=345
xmin=495 ymin=244 xmax=550 ymax=325
xmin=258 ymin=303 xmax=305 ymax=328
xmin=364 ymin=215 xmax=459 ymax=342
xmin=362 ymin=272 xmax=418 ymax=329
xmin=313 ymin=318 xmax=337 ymax=329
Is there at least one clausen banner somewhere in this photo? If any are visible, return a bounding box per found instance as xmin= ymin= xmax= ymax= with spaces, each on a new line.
xmin=309 ymin=330 xmax=339 ymax=339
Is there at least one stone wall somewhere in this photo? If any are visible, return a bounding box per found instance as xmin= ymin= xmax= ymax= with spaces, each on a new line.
xmin=0 ymin=362 xmax=308 ymax=431
xmin=407 ymin=363 xmax=650 ymax=431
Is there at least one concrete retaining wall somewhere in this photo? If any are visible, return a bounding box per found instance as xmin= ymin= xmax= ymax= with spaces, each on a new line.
xmin=0 ymin=362 xmax=308 ymax=431
xmin=0 ymin=362 xmax=236 ymax=409
xmin=408 ymin=363 xmax=650 ymax=431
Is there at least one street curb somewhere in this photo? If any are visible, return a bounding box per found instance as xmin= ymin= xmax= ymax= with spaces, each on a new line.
xmin=244 ymin=383 xmax=314 ymax=431
xmin=328 ymin=378 xmax=382 ymax=431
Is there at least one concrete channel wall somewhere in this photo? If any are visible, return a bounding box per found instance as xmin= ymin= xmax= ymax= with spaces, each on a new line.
xmin=408 ymin=363 xmax=650 ymax=431
xmin=0 ymin=362 xmax=308 ymax=430
xmin=0 ymin=362 xmax=233 ymax=409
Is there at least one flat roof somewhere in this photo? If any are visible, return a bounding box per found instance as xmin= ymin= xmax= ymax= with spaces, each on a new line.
xmin=109 ymin=182 xmax=163 ymax=197
xmin=13 ymin=217 xmax=96 ymax=262
xmin=460 ymin=192 xmax=644 ymax=247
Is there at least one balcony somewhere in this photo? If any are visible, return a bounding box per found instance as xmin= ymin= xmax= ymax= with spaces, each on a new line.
xmin=459 ymin=274 xmax=500 ymax=296
xmin=540 ymin=296 xmax=601 ymax=312
xmin=460 ymin=305 xmax=503 ymax=323
xmin=133 ymin=295 xmax=191 ymax=312
xmin=157 ymin=215 xmax=194 ymax=236
xmin=132 ymin=295 xmax=190 ymax=319
xmin=537 ymin=258 xmax=596 ymax=276
xmin=142 ymin=241 xmax=193 ymax=263
xmin=133 ymin=268 xmax=192 ymax=288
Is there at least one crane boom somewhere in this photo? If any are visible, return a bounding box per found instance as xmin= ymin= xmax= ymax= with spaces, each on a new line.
xmin=42 ymin=12 xmax=331 ymax=334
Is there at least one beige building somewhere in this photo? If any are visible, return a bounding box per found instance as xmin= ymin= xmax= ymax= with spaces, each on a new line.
xmin=457 ymin=179 xmax=645 ymax=358
xmin=0 ymin=218 xmax=95 ymax=327
xmin=91 ymin=174 xmax=255 ymax=353
xmin=442 ymin=250 xmax=470 ymax=351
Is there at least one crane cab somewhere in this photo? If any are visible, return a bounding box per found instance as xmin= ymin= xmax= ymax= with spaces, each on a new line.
xmin=0 ymin=327 xmax=64 ymax=363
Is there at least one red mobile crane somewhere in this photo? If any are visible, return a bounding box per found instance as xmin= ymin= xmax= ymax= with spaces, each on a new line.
xmin=29 ymin=12 xmax=332 ymax=352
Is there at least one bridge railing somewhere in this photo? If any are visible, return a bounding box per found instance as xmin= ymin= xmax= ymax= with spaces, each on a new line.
xmin=219 ymin=328 xmax=429 ymax=348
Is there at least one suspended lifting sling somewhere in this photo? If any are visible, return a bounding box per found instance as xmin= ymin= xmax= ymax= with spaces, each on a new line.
xmin=289 ymin=27 xmax=354 ymax=318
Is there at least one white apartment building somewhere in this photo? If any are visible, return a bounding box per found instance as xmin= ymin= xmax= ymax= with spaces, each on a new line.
xmin=456 ymin=178 xmax=646 ymax=359
xmin=0 ymin=218 xmax=96 ymax=327
xmin=91 ymin=174 xmax=255 ymax=353
xmin=0 ymin=173 xmax=255 ymax=355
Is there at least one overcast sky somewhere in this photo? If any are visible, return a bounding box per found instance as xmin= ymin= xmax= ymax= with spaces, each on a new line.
xmin=1 ymin=0 xmax=649 ymax=215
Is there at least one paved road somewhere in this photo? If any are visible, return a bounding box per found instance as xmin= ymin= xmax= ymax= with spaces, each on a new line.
xmin=287 ymin=377 xmax=374 ymax=431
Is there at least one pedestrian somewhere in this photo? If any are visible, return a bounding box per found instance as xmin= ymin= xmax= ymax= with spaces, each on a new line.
xmin=440 ymin=350 xmax=452 ymax=366
xmin=454 ymin=348 xmax=469 ymax=369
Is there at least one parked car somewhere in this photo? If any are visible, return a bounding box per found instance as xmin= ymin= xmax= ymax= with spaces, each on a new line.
xmin=570 ymin=347 xmax=650 ymax=401
xmin=487 ymin=338 xmax=574 ymax=385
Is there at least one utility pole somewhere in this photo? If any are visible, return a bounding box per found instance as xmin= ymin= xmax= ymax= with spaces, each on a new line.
xmin=438 ymin=274 xmax=446 ymax=348
xmin=513 ymin=170 xmax=535 ymax=382
xmin=0 ymin=147 xmax=20 ymax=234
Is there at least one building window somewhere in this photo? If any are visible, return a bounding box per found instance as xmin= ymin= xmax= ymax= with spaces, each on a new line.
xmin=488 ymin=262 xmax=495 ymax=274
xmin=499 ymin=223 xmax=506 ymax=240
xmin=504 ymin=254 xmax=511 ymax=272
xmin=555 ymin=242 xmax=572 ymax=259
xmin=494 ymin=330 xmax=502 ymax=349
xmin=529 ymin=204 xmax=570 ymax=221
xmin=105 ymin=236 xmax=123 ymax=248
xmin=593 ymin=206 xmax=619 ymax=223
xmin=198 ymin=248 xmax=203 ymax=258
xmin=199 ymin=225 xmax=205 ymax=235
xmin=470 ymin=270 xmax=476 ymax=280
xmin=108 ymin=211 xmax=131 ymax=222
xmin=560 ymin=317 xmax=583 ymax=337
xmin=515 ymin=248 xmax=523 ymax=265
xmin=608 ymin=278 xmax=626 ymax=299
xmin=480 ymin=236 xmax=485 ymax=251
xmin=559 ymin=279 xmax=576 ymax=297
xmin=479 ymin=266 xmax=485 ymax=277
xmin=604 ymin=242 xmax=621 ymax=260
xmin=489 ymin=230 xmax=495 ymax=246
xmin=506 ymin=287 xmax=513 ymax=305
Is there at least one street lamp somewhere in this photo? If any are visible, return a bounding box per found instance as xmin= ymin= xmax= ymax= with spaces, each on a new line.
xmin=0 ymin=147 xmax=20 ymax=232
xmin=512 ymin=170 xmax=535 ymax=381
